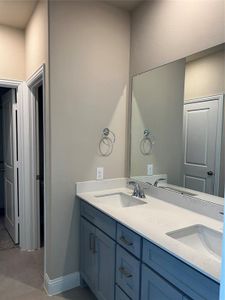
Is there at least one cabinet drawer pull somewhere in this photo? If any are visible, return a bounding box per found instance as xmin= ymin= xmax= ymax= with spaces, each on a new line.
xmin=89 ymin=233 xmax=94 ymax=252
xmin=93 ymin=236 xmax=97 ymax=254
xmin=119 ymin=267 xmax=133 ymax=278
xmin=119 ymin=236 xmax=133 ymax=246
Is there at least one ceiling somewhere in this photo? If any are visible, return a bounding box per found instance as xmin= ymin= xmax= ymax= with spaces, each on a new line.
xmin=0 ymin=0 xmax=143 ymax=30
xmin=103 ymin=0 xmax=144 ymax=11
xmin=0 ymin=0 xmax=37 ymax=29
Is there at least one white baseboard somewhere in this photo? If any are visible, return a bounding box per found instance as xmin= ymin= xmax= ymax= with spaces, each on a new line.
xmin=44 ymin=272 xmax=80 ymax=296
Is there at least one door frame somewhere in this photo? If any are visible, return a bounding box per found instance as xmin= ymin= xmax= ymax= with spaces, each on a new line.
xmin=26 ymin=65 xmax=46 ymax=250
xmin=0 ymin=65 xmax=47 ymax=253
xmin=184 ymin=94 xmax=224 ymax=196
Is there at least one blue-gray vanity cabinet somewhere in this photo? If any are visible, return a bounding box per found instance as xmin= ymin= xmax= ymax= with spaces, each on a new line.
xmin=80 ymin=200 xmax=219 ymax=300
xmin=142 ymin=239 xmax=219 ymax=300
xmin=141 ymin=264 xmax=183 ymax=300
xmin=116 ymin=245 xmax=140 ymax=300
xmin=80 ymin=217 xmax=115 ymax=300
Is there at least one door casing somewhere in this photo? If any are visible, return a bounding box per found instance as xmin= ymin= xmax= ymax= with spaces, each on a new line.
xmin=27 ymin=66 xmax=45 ymax=250
xmin=0 ymin=65 xmax=47 ymax=255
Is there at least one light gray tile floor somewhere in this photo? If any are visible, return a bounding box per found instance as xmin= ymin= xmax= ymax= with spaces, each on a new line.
xmin=0 ymin=233 xmax=95 ymax=300
xmin=0 ymin=217 xmax=16 ymax=250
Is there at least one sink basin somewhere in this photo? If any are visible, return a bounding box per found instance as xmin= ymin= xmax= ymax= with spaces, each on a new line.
xmin=166 ymin=225 xmax=222 ymax=261
xmin=94 ymin=192 xmax=147 ymax=208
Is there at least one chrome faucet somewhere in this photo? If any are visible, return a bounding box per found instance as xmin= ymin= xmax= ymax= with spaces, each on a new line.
xmin=154 ymin=178 xmax=166 ymax=187
xmin=128 ymin=181 xmax=145 ymax=198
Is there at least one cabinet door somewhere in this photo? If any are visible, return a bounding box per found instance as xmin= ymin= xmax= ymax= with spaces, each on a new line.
xmin=141 ymin=264 xmax=183 ymax=300
xmin=95 ymin=228 xmax=116 ymax=300
xmin=80 ymin=218 xmax=97 ymax=290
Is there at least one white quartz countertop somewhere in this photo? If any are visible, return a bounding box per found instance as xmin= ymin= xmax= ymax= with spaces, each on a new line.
xmin=77 ymin=187 xmax=223 ymax=283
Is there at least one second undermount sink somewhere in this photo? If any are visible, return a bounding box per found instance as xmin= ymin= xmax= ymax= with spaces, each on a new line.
xmin=94 ymin=192 xmax=147 ymax=208
xmin=166 ymin=225 xmax=222 ymax=261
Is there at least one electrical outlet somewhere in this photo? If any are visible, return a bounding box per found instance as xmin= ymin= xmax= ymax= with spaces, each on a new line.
xmin=96 ymin=167 xmax=104 ymax=180
xmin=147 ymin=164 xmax=153 ymax=176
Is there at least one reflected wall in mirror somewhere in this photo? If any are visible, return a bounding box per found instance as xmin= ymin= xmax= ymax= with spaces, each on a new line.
xmin=130 ymin=44 xmax=225 ymax=200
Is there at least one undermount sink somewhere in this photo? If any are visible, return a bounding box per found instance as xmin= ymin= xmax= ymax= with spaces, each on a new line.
xmin=166 ymin=225 xmax=222 ymax=261
xmin=94 ymin=192 xmax=147 ymax=208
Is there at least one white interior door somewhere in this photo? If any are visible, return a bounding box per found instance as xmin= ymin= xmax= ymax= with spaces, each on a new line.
xmin=183 ymin=99 xmax=219 ymax=195
xmin=2 ymin=89 xmax=19 ymax=243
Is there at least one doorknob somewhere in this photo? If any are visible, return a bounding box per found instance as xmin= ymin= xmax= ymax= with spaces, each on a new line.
xmin=207 ymin=171 xmax=214 ymax=176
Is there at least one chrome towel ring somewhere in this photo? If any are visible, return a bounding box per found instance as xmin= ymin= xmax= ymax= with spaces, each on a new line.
xmin=99 ymin=128 xmax=115 ymax=156
xmin=140 ymin=129 xmax=155 ymax=155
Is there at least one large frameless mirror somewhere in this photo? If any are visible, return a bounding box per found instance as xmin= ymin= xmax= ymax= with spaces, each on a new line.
xmin=130 ymin=43 xmax=225 ymax=204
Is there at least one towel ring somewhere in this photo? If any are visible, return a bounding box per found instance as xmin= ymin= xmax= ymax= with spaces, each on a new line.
xmin=99 ymin=128 xmax=115 ymax=156
xmin=140 ymin=129 xmax=155 ymax=156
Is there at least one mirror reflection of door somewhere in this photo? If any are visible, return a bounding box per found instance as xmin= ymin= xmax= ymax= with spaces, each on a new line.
xmin=183 ymin=97 xmax=222 ymax=195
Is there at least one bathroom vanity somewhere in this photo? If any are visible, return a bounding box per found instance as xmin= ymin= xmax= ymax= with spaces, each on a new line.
xmin=77 ymin=179 xmax=222 ymax=300
xmin=77 ymin=43 xmax=224 ymax=300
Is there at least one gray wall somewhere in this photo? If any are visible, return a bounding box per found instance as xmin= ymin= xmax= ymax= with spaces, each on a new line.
xmin=48 ymin=1 xmax=130 ymax=279
xmin=130 ymin=0 xmax=225 ymax=76
xmin=131 ymin=59 xmax=185 ymax=186
xmin=184 ymin=48 xmax=225 ymax=100
xmin=25 ymin=0 xmax=48 ymax=78
xmin=0 ymin=25 xmax=25 ymax=80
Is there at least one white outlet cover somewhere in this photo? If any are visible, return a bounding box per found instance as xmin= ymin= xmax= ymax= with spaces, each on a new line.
xmin=97 ymin=167 xmax=104 ymax=180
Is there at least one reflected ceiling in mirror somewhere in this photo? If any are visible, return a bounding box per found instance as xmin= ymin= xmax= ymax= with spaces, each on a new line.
xmin=130 ymin=43 xmax=225 ymax=201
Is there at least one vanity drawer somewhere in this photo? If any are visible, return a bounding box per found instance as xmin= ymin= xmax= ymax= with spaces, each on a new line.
xmin=80 ymin=200 xmax=116 ymax=239
xmin=116 ymin=245 xmax=140 ymax=300
xmin=116 ymin=285 xmax=131 ymax=300
xmin=117 ymin=223 xmax=141 ymax=258
xmin=142 ymin=239 xmax=219 ymax=300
